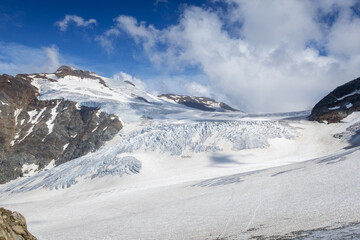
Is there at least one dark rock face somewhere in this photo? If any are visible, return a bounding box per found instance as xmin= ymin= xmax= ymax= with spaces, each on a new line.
xmin=0 ymin=208 xmax=37 ymax=240
xmin=159 ymin=94 xmax=238 ymax=112
xmin=124 ymin=80 xmax=135 ymax=87
xmin=309 ymin=77 xmax=360 ymax=123
xmin=0 ymin=74 xmax=122 ymax=184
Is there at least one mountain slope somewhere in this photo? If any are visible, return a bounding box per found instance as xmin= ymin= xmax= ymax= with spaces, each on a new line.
xmin=28 ymin=66 xmax=181 ymax=123
xmin=0 ymin=71 xmax=122 ymax=184
xmin=310 ymin=76 xmax=360 ymax=123
xmin=1 ymin=113 xmax=359 ymax=239
xmin=1 ymin=66 xmax=360 ymax=239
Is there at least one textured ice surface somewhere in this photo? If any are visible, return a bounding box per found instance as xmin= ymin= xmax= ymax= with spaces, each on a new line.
xmin=1 ymin=155 xmax=141 ymax=192
xmin=0 ymin=119 xmax=296 ymax=192
xmin=118 ymin=120 xmax=296 ymax=155
xmin=298 ymin=223 xmax=360 ymax=239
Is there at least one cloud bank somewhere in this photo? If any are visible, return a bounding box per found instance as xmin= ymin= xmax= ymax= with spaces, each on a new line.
xmin=55 ymin=15 xmax=97 ymax=31
xmin=0 ymin=42 xmax=61 ymax=75
xmin=95 ymin=28 xmax=121 ymax=54
xmin=100 ymin=0 xmax=360 ymax=112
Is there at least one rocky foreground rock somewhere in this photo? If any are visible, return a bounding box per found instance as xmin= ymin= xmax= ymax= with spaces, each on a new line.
xmin=309 ymin=76 xmax=360 ymax=123
xmin=0 ymin=69 xmax=123 ymax=184
xmin=0 ymin=208 xmax=37 ymax=240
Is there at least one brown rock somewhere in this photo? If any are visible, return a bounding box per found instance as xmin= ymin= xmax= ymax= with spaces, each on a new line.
xmin=0 ymin=208 xmax=37 ymax=240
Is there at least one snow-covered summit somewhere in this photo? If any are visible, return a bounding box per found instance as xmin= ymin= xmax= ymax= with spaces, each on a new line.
xmin=54 ymin=65 xmax=109 ymax=87
xmin=25 ymin=66 xmax=245 ymax=123
xmin=27 ymin=66 xmax=180 ymax=122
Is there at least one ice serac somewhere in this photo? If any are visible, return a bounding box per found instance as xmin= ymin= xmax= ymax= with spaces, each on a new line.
xmin=0 ymin=208 xmax=37 ymax=240
xmin=0 ymin=73 xmax=122 ymax=184
xmin=309 ymin=76 xmax=360 ymax=123
xmin=159 ymin=93 xmax=238 ymax=112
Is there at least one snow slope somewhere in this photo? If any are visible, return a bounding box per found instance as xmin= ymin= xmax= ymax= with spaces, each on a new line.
xmin=1 ymin=112 xmax=360 ymax=239
xmin=29 ymin=72 xmax=242 ymax=123
xmin=1 ymin=69 xmax=360 ymax=239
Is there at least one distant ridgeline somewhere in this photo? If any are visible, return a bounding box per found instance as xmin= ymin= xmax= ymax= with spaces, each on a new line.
xmin=159 ymin=94 xmax=238 ymax=112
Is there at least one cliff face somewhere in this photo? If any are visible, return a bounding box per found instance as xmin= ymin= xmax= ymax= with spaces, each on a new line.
xmin=309 ymin=77 xmax=360 ymax=123
xmin=0 ymin=73 xmax=122 ymax=184
xmin=0 ymin=208 xmax=37 ymax=240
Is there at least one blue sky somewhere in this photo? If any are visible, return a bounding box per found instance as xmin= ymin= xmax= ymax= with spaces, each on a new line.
xmin=0 ymin=0 xmax=205 ymax=76
xmin=1 ymin=0 xmax=360 ymax=112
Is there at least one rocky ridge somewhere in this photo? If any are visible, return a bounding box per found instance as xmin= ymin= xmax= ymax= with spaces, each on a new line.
xmin=0 ymin=70 xmax=122 ymax=184
xmin=0 ymin=208 xmax=37 ymax=240
xmin=158 ymin=94 xmax=238 ymax=112
xmin=309 ymin=76 xmax=360 ymax=123
xmin=54 ymin=65 xmax=109 ymax=87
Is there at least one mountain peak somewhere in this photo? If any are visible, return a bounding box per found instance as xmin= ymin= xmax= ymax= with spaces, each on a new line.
xmin=56 ymin=65 xmax=75 ymax=72
xmin=54 ymin=66 xmax=108 ymax=87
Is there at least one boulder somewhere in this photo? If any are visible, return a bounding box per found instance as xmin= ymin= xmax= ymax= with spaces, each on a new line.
xmin=0 ymin=208 xmax=37 ymax=240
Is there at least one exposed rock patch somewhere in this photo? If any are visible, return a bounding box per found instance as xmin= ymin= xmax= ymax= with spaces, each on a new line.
xmin=159 ymin=94 xmax=238 ymax=112
xmin=0 ymin=208 xmax=37 ymax=240
xmin=309 ymin=77 xmax=360 ymax=123
xmin=0 ymin=74 xmax=122 ymax=184
xmin=55 ymin=65 xmax=109 ymax=87
xmin=124 ymin=80 xmax=135 ymax=87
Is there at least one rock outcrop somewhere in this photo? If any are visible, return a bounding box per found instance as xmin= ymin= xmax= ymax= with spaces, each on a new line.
xmin=0 ymin=73 xmax=122 ymax=184
xmin=309 ymin=77 xmax=360 ymax=123
xmin=55 ymin=65 xmax=109 ymax=87
xmin=0 ymin=208 xmax=37 ymax=240
xmin=159 ymin=94 xmax=238 ymax=112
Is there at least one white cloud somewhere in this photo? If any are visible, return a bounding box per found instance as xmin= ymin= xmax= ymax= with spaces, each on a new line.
xmin=184 ymin=82 xmax=213 ymax=98
xmin=101 ymin=0 xmax=360 ymax=112
xmin=112 ymin=71 xmax=147 ymax=90
xmin=95 ymin=28 xmax=121 ymax=54
xmin=142 ymin=73 xmax=232 ymax=102
xmin=154 ymin=0 xmax=168 ymax=6
xmin=44 ymin=45 xmax=61 ymax=72
xmin=55 ymin=15 xmax=97 ymax=31
xmin=327 ymin=8 xmax=360 ymax=57
xmin=0 ymin=42 xmax=62 ymax=75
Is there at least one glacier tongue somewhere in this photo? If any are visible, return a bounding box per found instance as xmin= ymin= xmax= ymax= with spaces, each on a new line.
xmin=1 ymin=119 xmax=296 ymax=192
xmin=1 ymin=155 xmax=142 ymax=193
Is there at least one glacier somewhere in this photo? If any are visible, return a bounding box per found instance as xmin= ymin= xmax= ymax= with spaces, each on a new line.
xmin=1 ymin=119 xmax=296 ymax=192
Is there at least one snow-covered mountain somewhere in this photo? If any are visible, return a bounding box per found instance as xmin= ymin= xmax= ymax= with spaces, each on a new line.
xmin=0 ymin=71 xmax=122 ymax=184
xmin=1 ymin=67 xmax=360 ymax=239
